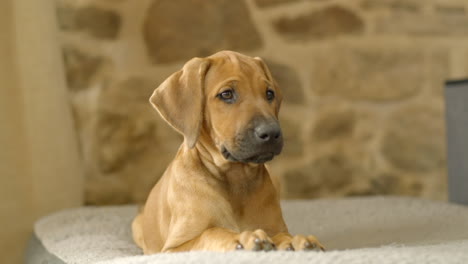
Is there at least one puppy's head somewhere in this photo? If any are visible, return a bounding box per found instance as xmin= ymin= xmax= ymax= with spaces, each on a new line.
xmin=150 ymin=51 xmax=283 ymax=164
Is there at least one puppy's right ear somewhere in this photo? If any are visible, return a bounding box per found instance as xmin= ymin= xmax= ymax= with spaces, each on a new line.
xmin=150 ymin=57 xmax=211 ymax=149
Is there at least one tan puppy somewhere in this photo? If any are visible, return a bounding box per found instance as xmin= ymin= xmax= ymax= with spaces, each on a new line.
xmin=132 ymin=50 xmax=324 ymax=253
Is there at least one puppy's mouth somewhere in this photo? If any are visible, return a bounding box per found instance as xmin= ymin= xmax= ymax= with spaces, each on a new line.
xmin=221 ymin=146 xmax=276 ymax=164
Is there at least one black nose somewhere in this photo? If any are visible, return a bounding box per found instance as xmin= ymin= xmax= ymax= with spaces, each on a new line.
xmin=254 ymin=123 xmax=282 ymax=143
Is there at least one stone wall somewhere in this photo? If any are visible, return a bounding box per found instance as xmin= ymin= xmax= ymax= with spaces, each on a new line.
xmin=56 ymin=0 xmax=468 ymax=205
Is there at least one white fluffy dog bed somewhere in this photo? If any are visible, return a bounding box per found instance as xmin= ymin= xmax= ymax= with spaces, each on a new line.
xmin=26 ymin=197 xmax=468 ymax=263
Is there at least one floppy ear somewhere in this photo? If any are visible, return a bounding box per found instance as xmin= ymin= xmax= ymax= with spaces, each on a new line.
xmin=150 ymin=57 xmax=211 ymax=149
xmin=254 ymin=57 xmax=274 ymax=82
xmin=254 ymin=57 xmax=283 ymax=106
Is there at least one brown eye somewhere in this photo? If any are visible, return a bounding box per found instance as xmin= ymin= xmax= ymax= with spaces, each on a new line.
xmin=266 ymin=89 xmax=275 ymax=101
xmin=221 ymin=90 xmax=233 ymax=99
xmin=217 ymin=89 xmax=236 ymax=103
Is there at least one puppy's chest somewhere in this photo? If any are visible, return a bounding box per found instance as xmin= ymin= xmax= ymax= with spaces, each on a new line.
xmin=220 ymin=166 xmax=269 ymax=229
xmin=231 ymin=200 xmax=267 ymax=231
xmin=227 ymin=185 xmax=268 ymax=230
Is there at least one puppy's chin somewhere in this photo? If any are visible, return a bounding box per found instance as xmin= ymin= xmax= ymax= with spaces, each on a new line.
xmin=221 ymin=146 xmax=278 ymax=164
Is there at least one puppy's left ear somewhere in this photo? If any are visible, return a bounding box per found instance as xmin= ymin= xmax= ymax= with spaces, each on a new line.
xmin=254 ymin=57 xmax=283 ymax=108
xmin=150 ymin=57 xmax=211 ymax=149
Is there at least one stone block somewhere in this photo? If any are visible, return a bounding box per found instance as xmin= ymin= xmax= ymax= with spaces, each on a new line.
xmin=57 ymin=4 xmax=121 ymax=39
xmin=56 ymin=2 xmax=77 ymax=30
xmin=94 ymin=78 xmax=157 ymax=172
xmin=279 ymin=116 xmax=304 ymax=157
xmin=264 ymin=59 xmax=304 ymax=104
xmin=375 ymin=7 xmax=468 ymax=35
xmin=274 ymin=6 xmax=364 ymax=41
xmin=311 ymin=107 xmax=356 ymax=141
xmin=62 ymin=46 xmax=104 ymax=91
xmin=144 ymin=0 xmax=262 ymax=63
xmin=361 ymin=0 xmax=422 ymax=12
xmin=310 ymin=44 xmax=424 ymax=101
xmin=381 ymin=103 xmax=446 ymax=173
xmin=434 ymin=4 xmax=466 ymax=16
xmin=254 ymin=0 xmax=301 ymax=8
xmin=283 ymin=150 xmax=359 ymax=198
xmin=95 ymin=111 xmax=155 ymax=173
xmin=428 ymin=49 xmax=450 ymax=95
xmin=85 ymin=77 xmax=182 ymax=204
xmin=368 ymin=172 xmax=424 ymax=197
xmin=281 ymin=103 xmax=387 ymax=198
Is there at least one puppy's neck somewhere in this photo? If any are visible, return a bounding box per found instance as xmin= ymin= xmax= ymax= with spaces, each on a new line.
xmin=189 ymin=135 xmax=266 ymax=192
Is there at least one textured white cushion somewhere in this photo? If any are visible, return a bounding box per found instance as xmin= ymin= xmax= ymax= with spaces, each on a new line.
xmin=33 ymin=197 xmax=468 ymax=263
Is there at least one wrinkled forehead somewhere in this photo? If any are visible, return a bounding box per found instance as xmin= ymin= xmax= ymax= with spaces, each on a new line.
xmin=204 ymin=53 xmax=267 ymax=89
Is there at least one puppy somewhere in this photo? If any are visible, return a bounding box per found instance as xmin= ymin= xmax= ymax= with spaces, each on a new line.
xmin=132 ymin=50 xmax=324 ymax=253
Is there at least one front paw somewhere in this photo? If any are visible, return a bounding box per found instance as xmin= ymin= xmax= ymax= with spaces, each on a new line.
xmin=277 ymin=235 xmax=325 ymax=251
xmin=235 ymin=229 xmax=276 ymax=251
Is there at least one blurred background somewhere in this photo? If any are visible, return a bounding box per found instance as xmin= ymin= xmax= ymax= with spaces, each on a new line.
xmin=58 ymin=0 xmax=468 ymax=204
xmin=1 ymin=0 xmax=468 ymax=262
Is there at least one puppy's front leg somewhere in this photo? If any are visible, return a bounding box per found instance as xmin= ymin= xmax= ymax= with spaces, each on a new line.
xmin=273 ymin=232 xmax=325 ymax=251
xmin=164 ymin=228 xmax=276 ymax=252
